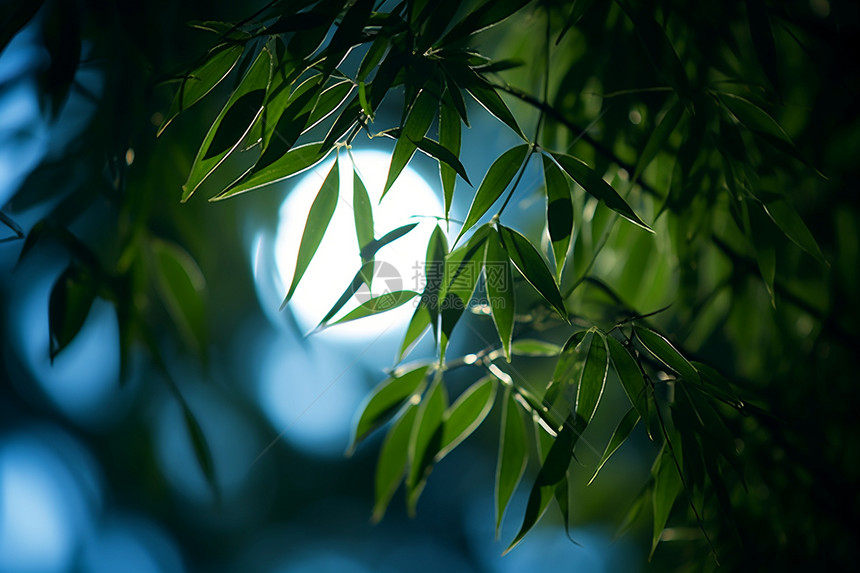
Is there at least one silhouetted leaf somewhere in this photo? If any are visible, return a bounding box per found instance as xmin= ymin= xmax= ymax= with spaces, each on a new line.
xmin=651 ymin=444 xmax=682 ymax=557
xmin=746 ymin=0 xmax=779 ymax=92
xmin=182 ymin=403 xmax=218 ymax=496
xmin=551 ymin=152 xmax=652 ymax=232
xmin=542 ymin=154 xmax=573 ymax=278
xmin=606 ymin=335 xmax=649 ymax=425
xmin=484 ymin=228 xmax=515 ymax=360
xmin=407 ymin=377 xmax=448 ymax=513
xmin=413 ymin=136 xmax=471 ymax=187
xmin=443 ymin=0 xmax=533 ymax=44
xmin=360 ymin=223 xmax=420 ymax=260
xmin=48 ymin=264 xmax=97 ymax=361
xmin=436 ymin=376 xmax=497 ymax=460
xmin=588 ymin=407 xmax=640 ymax=485
xmin=498 ymin=225 xmax=567 ymax=319
xmin=317 ymin=261 xmax=377 ymax=328
xmin=399 ymin=302 xmax=433 ymax=361
xmin=281 ymin=158 xmax=340 ymax=307
xmin=496 ymin=387 xmax=528 ymax=536
xmin=439 ymin=93 xmax=462 ymax=220
xmin=353 ymin=167 xmax=375 ymax=254
xmin=761 ymin=196 xmax=826 ymax=264
xmin=575 ymin=331 xmax=609 ymax=427
xmin=635 ymin=326 xmax=700 ymax=383
xmin=373 ymin=403 xmax=418 ymax=522
xmin=457 ymin=145 xmax=529 ymax=243
xmin=439 ymin=225 xmax=490 ymax=358
xmin=633 ymin=98 xmax=684 ymax=182
xmin=351 ymin=364 xmax=431 ymax=452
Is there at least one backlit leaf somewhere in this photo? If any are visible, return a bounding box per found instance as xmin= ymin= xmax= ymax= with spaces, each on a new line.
xmin=588 ymin=407 xmax=640 ymax=485
xmin=457 ymin=145 xmax=529 ymax=243
xmin=651 ymin=444 xmax=683 ymax=557
xmin=575 ymin=331 xmax=609 ymax=427
xmin=384 ymin=89 xmax=439 ymax=197
xmin=606 ymin=335 xmax=649 ymax=424
xmin=281 ymin=158 xmax=340 ymax=307
xmin=407 ymin=377 xmax=448 ymax=514
xmin=495 ymin=388 xmax=528 ymax=536
xmin=439 ymin=94 xmax=462 ymax=221
xmin=333 ymin=291 xmax=420 ymax=324
xmin=634 ymin=326 xmax=700 ymax=383
xmin=413 ymin=136 xmax=471 ymax=187
xmin=510 ymin=339 xmax=562 ymax=357
xmin=484 ymin=229 xmax=515 ymax=361
xmin=762 ymin=197 xmax=826 ymax=264
xmin=353 ymin=167 xmax=375 ymax=253
xmin=351 ymin=364 xmax=431 ymax=452
xmin=542 ymin=154 xmax=573 ymax=278
xmin=373 ymin=403 xmax=419 ymax=522
xmin=214 ymin=142 xmax=330 ymax=199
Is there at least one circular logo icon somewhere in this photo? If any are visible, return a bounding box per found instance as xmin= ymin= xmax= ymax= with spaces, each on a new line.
xmin=354 ymin=260 xmax=403 ymax=305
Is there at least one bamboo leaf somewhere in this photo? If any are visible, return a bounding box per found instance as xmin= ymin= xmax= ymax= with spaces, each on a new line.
xmin=588 ymin=407 xmax=640 ymax=485
xmin=436 ymin=376 xmax=497 ymax=460
xmin=351 ymin=364 xmax=431 ymax=452
xmin=281 ymin=158 xmax=340 ymax=307
xmin=651 ymin=444 xmax=683 ymax=557
xmin=606 ymin=336 xmax=649 ymax=425
xmin=634 ymin=326 xmax=700 ymax=383
xmin=413 ymin=136 xmax=471 ymax=187
xmin=48 ymin=264 xmax=97 ymax=361
xmin=333 ymin=291 xmax=420 ymax=324
xmin=384 ymin=88 xmax=439 ymax=197
xmin=353 ymin=167 xmax=375 ymax=254
xmin=407 ymin=377 xmax=448 ymax=514
xmin=439 ymin=93 xmax=462 ymax=221
xmin=360 ymin=223 xmax=420 ymax=260
xmin=182 ymin=48 xmax=272 ymax=201
xmin=399 ymin=302 xmax=433 ymax=361
xmin=633 ymin=98 xmax=684 ymax=182
xmin=551 ymin=152 xmax=652 ymax=232
xmin=151 ymin=239 xmax=207 ymax=356
xmin=510 ymin=339 xmax=562 ymax=357
xmin=495 ymin=387 xmax=528 ymax=536
xmin=457 ymin=145 xmax=529 ymax=243
xmin=484 ymin=228 xmax=515 ymax=361
xmin=498 ymin=225 xmax=567 ymax=319
xmin=542 ymin=154 xmax=573 ymax=278
xmin=214 ymin=142 xmax=330 ymax=200
xmin=575 ymin=331 xmax=609 ymax=427
xmin=373 ymin=403 xmax=419 ymax=522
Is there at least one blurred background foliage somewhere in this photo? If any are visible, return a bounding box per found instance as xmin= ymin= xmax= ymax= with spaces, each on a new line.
xmin=1 ymin=0 xmax=859 ymax=571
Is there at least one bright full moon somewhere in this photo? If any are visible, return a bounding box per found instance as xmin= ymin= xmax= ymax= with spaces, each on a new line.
xmin=269 ymin=149 xmax=443 ymax=341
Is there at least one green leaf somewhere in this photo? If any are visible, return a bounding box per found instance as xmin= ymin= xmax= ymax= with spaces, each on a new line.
xmin=575 ymin=331 xmax=609 ymax=428
xmin=353 ymin=167 xmax=375 ymax=254
xmin=761 ymin=197 xmax=826 ymax=264
xmin=333 ymin=291 xmax=420 ymax=324
xmin=443 ymin=0 xmax=532 ymax=43
xmin=498 ymin=225 xmax=567 ymax=319
xmin=360 ymin=223 xmax=420 ymax=260
xmin=182 ymin=48 xmax=272 ymax=201
xmin=551 ymin=152 xmax=652 ymax=232
xmin=423 ymin=224 xmax=449 ymax=338
xmin=413 ymin=136 xmax=471 ymax=187
xmin=436 ymin=376 xmax=497 ymax=460
xmin=182 ymin=403 xmax=218 ymax=496
xmin=484 ymin=228 xmax=515 ymax=361
xmin=48 ymin=264 xmax=97 ymax=361
xmin=588 ymin=407 xmax=640 ymax=485
xmin=255 ymin=75 xmax=322 ymax=170
xmin=542 ymin=154 xmax=573 ymax=278
xmin=651 ymin=444 xmax=683 ymax=557
xmin=317 ymin=261 xmax=377 ymax=328
xmin=151 ymin=239 xmax=207 ymax=355
xmin=399 ymin=302 xmax=433 ymax=361
xmin=510 ymin=339 xmax=562 ymax=357
xmin=307 ymin=79 xmax=355 ymax=130
xmin=373 ymin=403 xmax=418 ymax=522
xmin=384 ymin=88 xmax=439 ymax=197
xmin=281 ymin=158 xmax=340 ymax=308
xmin=351 ymin=364 xmax=431 ymax=453
xmin=215 ymin=141 xmax=330 ymax=200
xmin=743 ymin=198 xmax=777 ymax=304
xmin=159 ymin=44 xmax=245 ymax=135
xmin=439 ymin=94 xmax=462 ymax=221
xmin=634 ymin=327 xmax=700 ymax=383
xmin=465 ymin=80 xmax=526 ymax=140
xmin=357 ymin=34 xmax=389 ymax=82
xmin=505 ymin=418 xmax=576 ymax=554
xmin=495 ymin=387 xmax=528 ymax=536
xmin=407 ymin=377 xmax=448 ymax=514
xmin=606 ymin=336 xmax=649 ymax=424
xmin=457 ymin=145 xmax=529 ymax=243
xmin=633 ymin=99 xmax=684 ymax=182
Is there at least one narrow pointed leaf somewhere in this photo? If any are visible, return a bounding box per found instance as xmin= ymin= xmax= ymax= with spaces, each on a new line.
xmin=510 ymin=339 xmax=561 ymax=357
xmin=373 ymin=404 xmax=418 ymax=522
xmin=506 ymin=419 xmax=576 ymax=554
xmin=606 ymin=336 xmax=649 ymax=422
xmin=333 ymin=291 xmax=420 ymax=324
xmin=399 ymin=302 xmax=432 ymax=361
xmin=651 ymin=445 xmax=683 ymax=557
xmin=557 ymin=0 xmax=596 ymax=44
xmin=588 ymin=407 xmax=640 ymax=485
xmin=443 ymin=0 xmax=532 ymax=43
xmin=542 ymin=154 xmax=573 ymax=277
xmin=159 ymin=44 xmax=244 ymax=135
xmin=551 ymin=152 xmax=652 ymax=232
xmin=633 ymin=99 xmax=684 ymax=182
xmin=407 ymin=377 xmax=448 ymax=514
xmin=317 ymin=261 xmax=377 ymax=327
xmin=495 ymin=388 xmax=528 ymax=536
xmin=439 ymin=94 xmax=462 ymax=220
xmin=762 ymin=197 xmax=826 ymax=263
xmin=484 ymin=228 xmax=515 ymax=361
xmin=436 ymin=376 xmax=497 ymax=460
xmin=214 ymin=142 xmax=330 ymax=199
xmin=281 ymin=159 xmax=340 ymax=307
xmin=351 ymin=364 xmax=431 ymax=452
xmin=458 ymin=145 xmax=529 ymax=243
xmin=182 ymin=49 xmax=271 ymax=201
xmin=423 ymin=225 xmax=449 ymax=339
xmin=182 ymin=404 xmax=217 ymax=495
xmin=49 ymin=265 xmax=97 ymax=361
xmin=576 ymin=332 xmax=609 ymax=427
xmin=413 ymin=136 xmax=471 ymax=186
xmin=360 ymin=223 xmax=420 ymax=260
xmin=151 ymin=240 xmax=207 ymax=355
xmin=384 ymin=89 xmax=439 ymax=197
xmin=439 ymin=225 xmax=490 ymax=358
xmin=353 ymin=167 xmax=375 ymax=253
xmin=498 ymin=225 xmax=567 ymax=319
xmin=634 ymin=326 xmax=700 ymax=383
